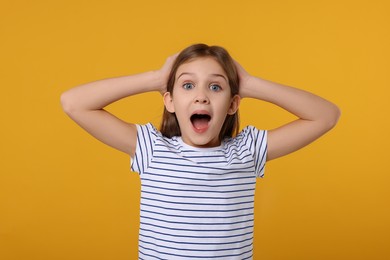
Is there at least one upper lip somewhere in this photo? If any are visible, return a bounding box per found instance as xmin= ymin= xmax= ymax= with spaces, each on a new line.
xmin=191 ymin=110 xmax=211 ymax=117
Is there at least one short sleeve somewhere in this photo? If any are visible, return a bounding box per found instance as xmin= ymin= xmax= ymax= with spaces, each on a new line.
xmin=241 ymin=126 xmax=268 ymax=178
xmin=130 ymin=123 xmax=158 ymax=175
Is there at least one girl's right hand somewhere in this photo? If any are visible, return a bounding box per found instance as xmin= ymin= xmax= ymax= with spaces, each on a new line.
xmin=156 ymin=53 xmax=179 ymax=95
xmin=234 ymin=60 xmax=256 ymax=99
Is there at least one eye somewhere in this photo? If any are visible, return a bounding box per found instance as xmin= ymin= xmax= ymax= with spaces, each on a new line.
xmin=182 ymin=82 xmax=194 ymax=90
xmin=209 ymin=84 xmax=222 ymax=92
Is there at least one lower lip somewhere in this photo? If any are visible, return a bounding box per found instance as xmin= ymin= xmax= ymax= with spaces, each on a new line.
xmin=192 ymin=124 xmax=209 ymax=134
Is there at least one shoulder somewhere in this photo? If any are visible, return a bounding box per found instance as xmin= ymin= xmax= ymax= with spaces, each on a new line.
xmin=235 ymin=125 xmax=267 ymax=141
xmin=135 ymin=123 xmax=179 ymax=147
xmin=135 ymin=123 xmax=160 ymax=140
xmin=136 ymin=122 xmax=158 ymax=133
xmin=227 ymin=125 xmax=267 ymax=153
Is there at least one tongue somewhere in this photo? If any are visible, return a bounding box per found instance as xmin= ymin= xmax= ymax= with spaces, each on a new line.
xmin=192 ymin=118 xmax=209 ymax=130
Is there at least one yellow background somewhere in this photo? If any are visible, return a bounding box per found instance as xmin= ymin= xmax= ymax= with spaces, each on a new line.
xmin=1 ymin=0 xmax=389 ymax=259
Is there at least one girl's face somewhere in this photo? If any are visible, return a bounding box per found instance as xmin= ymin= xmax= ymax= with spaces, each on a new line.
xmin=164 ymin=57 xmax=240 ymax=148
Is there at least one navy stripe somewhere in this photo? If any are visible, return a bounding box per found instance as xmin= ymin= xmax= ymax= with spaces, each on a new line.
xmin=147 ymin=165 xmax=254 ymax=177
xmin=242 ymin=254 xmax=254 ymax=260
xmin=142 ymin=177 xmax=255 ymax=188
xmin=142 ymin=196 xmax=254 ymax=207
xmin=150 ymin=159 xmax=255 ymax=172
xmin=141 ymin=184 xmax=255 ymax=194
xmin=139 ymin=238 xmax=252 ymax=252
xmin=139 ymin=125 xmax=147 ymax=172
xmin=141 ymin=222 xmax=253 ymax=233
xmin=140 ymin=209 xmax=254 ymax=219
xmin=142 ymin=171 xmax=255 ymax=182
xmin=141 ymin=190 xmax=254 ymax=200
xmin=139 ymin=251 xmax=166 ymax=260
xmin=140 ymin=233 xmax=253 ymax=245
xmin=139 ymin=244 xmax=253 ymax=259
xmin=141 ymin=215 xmax=254 ymax=226
xmin=140 ymin=227 xmax=254 ymax=239
xmin=141 ymin=203 xmax=254 ymax=213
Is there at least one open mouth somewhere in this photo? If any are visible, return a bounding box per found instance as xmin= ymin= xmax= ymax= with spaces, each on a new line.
xmin=190 ymin=113 xmax=211 ymax=132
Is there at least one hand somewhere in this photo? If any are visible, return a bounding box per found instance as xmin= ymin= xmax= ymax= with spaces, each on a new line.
xmin=157 ymin=53 xmax=179 ymax=95
xmin=234 ymin=60 xmax=253 ymax=98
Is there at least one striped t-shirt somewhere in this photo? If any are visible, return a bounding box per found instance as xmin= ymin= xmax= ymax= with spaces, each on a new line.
xmin=131 ymin=123 xmax=267 ymax=260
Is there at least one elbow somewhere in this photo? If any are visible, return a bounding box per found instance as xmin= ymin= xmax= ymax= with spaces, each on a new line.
xmin=325 ymin=104 xmax=341 ymax=130
xmin=60 ymin=91 xmax=76 ymax=115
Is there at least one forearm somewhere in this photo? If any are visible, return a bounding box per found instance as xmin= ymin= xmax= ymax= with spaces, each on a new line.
xmin=241 ymin=76 xmax=340 ymax=127
xmin=61 ymin=70 xmax=163 ymax=113
xmin=59 ymin=54 xmax=177 ymax=156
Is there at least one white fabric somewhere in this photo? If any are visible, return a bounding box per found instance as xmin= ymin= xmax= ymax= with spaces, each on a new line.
xmin=131 ymin=123 xmax=267 ymax=260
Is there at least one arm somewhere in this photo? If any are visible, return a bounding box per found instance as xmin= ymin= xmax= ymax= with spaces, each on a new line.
xmin=235 ymin=62 xmax=341 ymax=161
xmin=60 ymin=55 xmax=177 ymax=157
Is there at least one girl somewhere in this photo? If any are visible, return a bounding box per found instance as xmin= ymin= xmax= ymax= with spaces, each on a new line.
xmin=61 ymin=44 xmax=340 ymax=259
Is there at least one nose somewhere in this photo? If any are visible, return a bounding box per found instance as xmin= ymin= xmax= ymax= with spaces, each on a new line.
xmin=195 ymin=97 xmax=209 ymax=104
xmin=195 ymin=91 xmax=210 ymax=104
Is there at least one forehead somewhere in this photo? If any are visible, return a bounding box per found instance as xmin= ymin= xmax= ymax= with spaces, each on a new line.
xmin=175 ymin=57 xmax=227 ymax=78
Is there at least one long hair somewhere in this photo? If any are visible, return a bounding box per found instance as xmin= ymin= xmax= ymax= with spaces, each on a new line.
xmin=160 ymin=43 xmax=240 ymax=141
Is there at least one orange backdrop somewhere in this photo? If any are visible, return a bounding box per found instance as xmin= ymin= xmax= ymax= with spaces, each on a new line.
xmin=1 ymin=0 xmax=389 ymax=259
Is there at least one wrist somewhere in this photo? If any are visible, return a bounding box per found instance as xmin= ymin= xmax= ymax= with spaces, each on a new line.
xmin=152 ymin=70 xmax=169 ymax=94
xmin=239 ymin=76 xmax=258 ymax=99
xmin=141 ymin=70 xmax=166 ymax=93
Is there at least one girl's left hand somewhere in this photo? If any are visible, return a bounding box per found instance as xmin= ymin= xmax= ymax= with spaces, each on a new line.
xmin=234 ymin=60 xmax=254 ymax=98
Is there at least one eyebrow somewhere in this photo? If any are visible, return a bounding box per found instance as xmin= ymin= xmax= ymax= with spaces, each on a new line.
xmin=177 ymin=72 xmax=228 ymax=82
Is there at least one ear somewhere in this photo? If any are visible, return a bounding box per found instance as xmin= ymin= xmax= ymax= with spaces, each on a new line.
xmin=163 ymin=92 xmax=175 ymax=113
xmin=227 ymin=94 xmax=241 ymax=115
